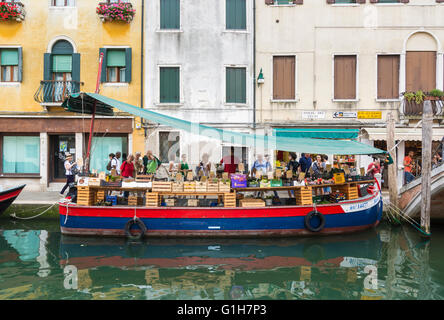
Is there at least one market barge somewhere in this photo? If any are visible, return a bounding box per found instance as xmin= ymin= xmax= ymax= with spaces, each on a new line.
xmin=59 ymin=180 xmax=382 ymax=238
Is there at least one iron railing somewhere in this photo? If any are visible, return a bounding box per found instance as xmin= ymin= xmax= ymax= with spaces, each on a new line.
xmin=34 ymin=80 xmax=83 ymax=104
xmin=401 ymin=98 xmax=444 ymax=118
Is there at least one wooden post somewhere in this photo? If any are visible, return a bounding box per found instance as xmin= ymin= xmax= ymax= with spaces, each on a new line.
xmin=421 ymin=100 xmax=433 ymax=235
xmin=387 ymin=112 xmax=398 ymax=208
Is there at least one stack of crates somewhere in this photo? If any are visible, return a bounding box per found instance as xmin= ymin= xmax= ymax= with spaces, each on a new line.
xmin=294 ymin=186 xmax=313 ymax=206
xmin=77 ymin=187 xmax=96 ymax=206
xmin=223 ymin=193 xmax=236 ymax=208
xmin=145 ymin=192 xmax=160 ymax=207
xmin=333 ymin=183 xmax=359 ymax=200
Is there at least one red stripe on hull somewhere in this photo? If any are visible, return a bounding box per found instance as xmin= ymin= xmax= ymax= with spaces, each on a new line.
xmin=0 ymin=190 xmax=21 ymax=202
xmin=61 ymin=223 xmax=378 ymax=238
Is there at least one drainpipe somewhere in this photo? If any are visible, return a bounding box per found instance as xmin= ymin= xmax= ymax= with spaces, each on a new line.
xmin=141 ymin=0 xmax=146 ymax=137
xmin=253 ymin=0 xmax=256 ymax=130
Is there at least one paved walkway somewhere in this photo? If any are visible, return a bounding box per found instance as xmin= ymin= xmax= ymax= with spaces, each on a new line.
xmin=14 ymin=190 xmax=61 ymax=205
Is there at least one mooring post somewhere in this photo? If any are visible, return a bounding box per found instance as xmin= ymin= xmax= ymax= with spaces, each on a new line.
xmin=421 ymin=101 xmax=433 ymax=235
xmin=387 ymin=112 xmax=398 ymax=208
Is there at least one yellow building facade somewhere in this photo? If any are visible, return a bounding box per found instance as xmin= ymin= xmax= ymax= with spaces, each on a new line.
xmin=0 ymin=0 xmax=144 ymax=191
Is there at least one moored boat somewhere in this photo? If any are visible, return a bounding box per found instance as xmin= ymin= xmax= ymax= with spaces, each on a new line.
xmin=0 ymin=184 xmax=26 ymax=216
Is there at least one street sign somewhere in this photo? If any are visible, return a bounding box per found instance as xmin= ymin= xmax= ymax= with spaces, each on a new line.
xmin=333 ymin=111 xmax=357 ymax=118
xmin=358 ymin=111 xmax=382 ymax=119
xmin=302 ymin=111 xmax=326 ymax=120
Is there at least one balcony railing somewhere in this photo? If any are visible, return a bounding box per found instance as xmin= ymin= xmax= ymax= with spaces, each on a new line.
xmin=401 ymin=97 xmax=444 ymax=118
xmin=34 ymin=80 xmax=83 ymax=105
xmin=96 ymin=2 xmax=135 ymax=23
xmin=0 ymin=1 xmax=25 ymax=22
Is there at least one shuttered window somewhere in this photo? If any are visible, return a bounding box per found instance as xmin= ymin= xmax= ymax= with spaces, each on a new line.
xmin=334 ymin=55 xmax=357 ymax=100
xmin=99 ymin=48 xmax=131 ymax=83
xmin=273 ymin=56 xmax=295 ymax=100
xmin=226 ymin=67 xmax=246 ymax=104
xmin=226 ymin=0 xmax=246 ymax=30
xmin=406 ymin=51 xmax=436 ymax=92
xmin=377 ymin=55 xmax=400 ymax=99
xmin=0 ymin=48 xmax=20 ymax=82
xmin=160 ymin=0 xmax=180 ymax=29
xmin=160 ymin=67 xmax=180 ymax=103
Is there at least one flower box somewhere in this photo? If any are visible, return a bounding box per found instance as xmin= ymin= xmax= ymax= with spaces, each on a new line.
xmin=0 ymin=2 xmax=25 ymax=22
xmin=96 ymin=2 xmax=135 ymax=23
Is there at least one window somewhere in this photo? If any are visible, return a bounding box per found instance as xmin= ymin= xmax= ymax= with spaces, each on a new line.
xmin=160 ymin=67 xmax=180 ymax=103
xmin=374 ymin=0 xmax=402 ymax=3
xmin=159 ymin=131 xmax=180 ymax=164
xmin=0 ymin=48 xmax=19 ymax=82
xmin=2 ymin=136 xmax=40 ymax=174
xmin=99 ymin=48 xmax=132 ymax=83
xmin=334 ymin=55 xmax=357 ymax=100
xmin=226 ymin=0 xmax=246 ymax=30
xmin=106 ymin=0 xmax=130 ymax=3
xmin=222 ymin=146 xmax=248 ymax=171
xmin=377 ymin=55 xmax=400 ymax=100
xmin=89 ymin=136 xmax=127 ymax=173
xmin=335 ymin=0 xmax=357 ymax=3
xmin=106 ymin=50 xmax=126 ymax=83
xmin=406 ymin=51 xmax=436 ymax=92
xmin=226 ymin=67 xmax=246 ymax=104
xmin=160 ymin=0 xmax=180 ymax=30
xmin=273 ymin=56 xmax=295 ymax=100
xmin=51 ymin=0 xmax=75 ymax=6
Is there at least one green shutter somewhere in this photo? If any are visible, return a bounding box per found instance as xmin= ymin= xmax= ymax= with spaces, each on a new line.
xmin=160 ymin=0 xmax=180 ymax=29
xmin=160 ymin=67 xmax=180 ymax=103
xmin=125 ymin=48 xmax=132 ymax=83
xmin=99 ymin=48 xmax=107 ymax=83
xmin=226 ymin=68 xmax=246 ymax=104
xmin=72 ymin=53 xmax=81 ymax=92
xmin=43 ymin=53 xmax=53 ymax=80
xmin=107 ymin=50 xmax=126 ymax=67
xmin=52 ymin=55 xmax=72 ymax=73
xmin=17 ymin=47 xmax=23 ymax=82
xmin=226 ymin=0 xmax=246 ymax=30
xmin=1 ymin=49 xmax=19 ymax=66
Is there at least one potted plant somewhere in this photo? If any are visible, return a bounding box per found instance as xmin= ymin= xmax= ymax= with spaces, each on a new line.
xmin=96 ymin=2 xmax=136 ymax=23
xmin=0 ymin=2 xmax=25 ymax=22
xmin=265 ymin=194 xmax=273 ymax=206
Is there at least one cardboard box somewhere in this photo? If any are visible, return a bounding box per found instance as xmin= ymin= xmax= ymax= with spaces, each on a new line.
xmin=188 ymin=199 xmax=199 ymax=207
xmin=230 ymin=174 xmax=247 ymax=188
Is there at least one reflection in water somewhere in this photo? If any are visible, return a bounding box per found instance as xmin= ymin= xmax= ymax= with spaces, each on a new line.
xmin=0 ymin=221 xmax=443 ymax=300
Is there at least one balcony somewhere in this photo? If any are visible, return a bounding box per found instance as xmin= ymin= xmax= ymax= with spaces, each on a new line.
xmin=400 ymin=96 xmax=444 ymax=124
xmin=0 ymin=2 xmax=25 ymax=22
xmin=34 ymin=80 xmax=83 ymax=106
xmin=96 ymin=2 xmax=135 ymax=23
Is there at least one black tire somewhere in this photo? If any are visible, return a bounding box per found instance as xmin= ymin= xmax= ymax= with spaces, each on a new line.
xmin=124 ymin=218 xmax=147 ymax=240
xmin=304 ymin=210 xmax=325 ymax=232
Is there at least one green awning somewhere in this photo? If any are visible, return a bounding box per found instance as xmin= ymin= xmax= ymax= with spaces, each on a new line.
xmin=274 ymin=128 xmax=359 ymax=140
xmin=61 ymin=93 xmax=386 ymax=156
xmin=1 ymin=49 xmax=18 ymax=66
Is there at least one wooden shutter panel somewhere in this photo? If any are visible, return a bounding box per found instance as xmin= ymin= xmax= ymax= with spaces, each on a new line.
xmin=71 ymin=53 xmax=80 ymax=82
xmin=377 ymin=55 xmax=399 ymax=99
xmin=334 ymin=55 xmax=357 ymax=100
xmin=327 ymin=0 xmax=336 ymax=4
xmin=406 ymin=51 xmax=436 ymax=92
xmin=161 ymin=0 xmax=180 ymax=29
xmin=265 ymin=0 xmax=274 ymax=5
xmin=99 ymin=48 xmax=107 ymax=83
xmin=125 ymin=47 xmax=132 ymax=83
xmin=43 ymin=53 xmax=52 ymax=80
xmin=17 ymin=47 xmax=23 ymax=82
xmin=273 ymin=56 xmax=295 ymax=100
xmin=160 ymin=67 xmax=180 ymax=103
xmin=293 ymin=0 xmax=304 ymax=4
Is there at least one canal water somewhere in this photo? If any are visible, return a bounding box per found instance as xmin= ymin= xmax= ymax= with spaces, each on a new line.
xmin=0 ymin=218 xmax=443 ymax=300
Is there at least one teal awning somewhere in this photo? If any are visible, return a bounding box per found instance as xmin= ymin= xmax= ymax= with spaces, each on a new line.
xmin=274 ymin=128 xmax=359 ymax=140
xmin=62 ymin=93 xmax=386 ymax=156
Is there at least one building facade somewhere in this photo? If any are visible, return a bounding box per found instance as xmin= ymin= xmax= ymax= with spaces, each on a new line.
xmin=0 ymin=0 xmax=145 ymax=191
xmin=256 ymin=0 xmax=444 ymax=187
xmin=144 ymin=0 xmax=255 ymax=170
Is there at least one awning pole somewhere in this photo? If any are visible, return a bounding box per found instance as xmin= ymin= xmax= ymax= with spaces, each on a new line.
xmin=85 ymin=52 xmax=104 ymax=173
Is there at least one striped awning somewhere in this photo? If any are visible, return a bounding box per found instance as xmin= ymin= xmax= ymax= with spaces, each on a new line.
xmin=363 ymin=127 xmax=444 ymax=142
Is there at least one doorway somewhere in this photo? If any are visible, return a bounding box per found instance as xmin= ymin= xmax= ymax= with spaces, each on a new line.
xmin=49 ymin=134 xmax=76 ymax=182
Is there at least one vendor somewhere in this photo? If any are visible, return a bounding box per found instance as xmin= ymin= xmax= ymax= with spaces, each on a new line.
xmin=180 ymin=154 xmax=190 ymax=174
xmin=143 ymin=150 xmax=161 ymax=174
xmin=299 ymin=153 xmax=312 ymax=174
xmin=366 ymin=158 xmax=381 ymax=179
xmin=220 ymin=146 xmax=240 ymax=176
xmin=286 ymin=152 xmax=299 ymax=176
xmin=251 ymin=154 xmax=271 ymax=176
xmin=195 ymin=153 xmax=211 ymax=177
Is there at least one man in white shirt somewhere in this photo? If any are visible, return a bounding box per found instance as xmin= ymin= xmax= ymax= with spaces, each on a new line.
xmin=113 ymin=152 xmax=121 ymax=175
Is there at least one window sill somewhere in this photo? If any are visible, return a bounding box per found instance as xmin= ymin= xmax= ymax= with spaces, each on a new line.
xmin=156 ymin=29 xmax=183 ymax=33
xmin=332 ymin=99 xmax=359 ymax=103
xmin=331 ymin=4 xmax=360 ymax=7
xmin=0 ymin=174 xmax=41 ymax=178
xmin=270 ymin=98 xmax=300 ymax=103
xmin=224 ymin=103 xmax=249 ymax=107
xmin=103 ymin=82 xmax=129 ymax=87
xmin=0 ymin=82 xmax=20 ymax=87
xmin=49 ymin=6 xmax=77 ymax=10
xmin=155 ymin=103 xmax=184 ymax=107
xmin=223 ymin=29 xmax=249 ymax=34
xmin=376 ymin=98 xmax=401 ymax=103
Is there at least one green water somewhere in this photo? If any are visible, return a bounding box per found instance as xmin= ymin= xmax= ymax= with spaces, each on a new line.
xmin=0 ymin=218 xmax=443 ymax=300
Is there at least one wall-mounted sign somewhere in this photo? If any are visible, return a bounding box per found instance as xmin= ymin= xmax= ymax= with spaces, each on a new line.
xmin=358 ymin=111 xmax=382 ymax=119
xmin=333 ymin=111 xmax=357 ymax=118
xmin=302 ymin=111 xmax=326 ymax=120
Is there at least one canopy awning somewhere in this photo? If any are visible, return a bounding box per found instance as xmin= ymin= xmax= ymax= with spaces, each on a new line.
xmin=274 ymin=128 xmax=359 ymax=139
xmin=62 ymin=93 xmax=386 ymax=155
xmin=364 ymin=127 xmax=444 ymax=142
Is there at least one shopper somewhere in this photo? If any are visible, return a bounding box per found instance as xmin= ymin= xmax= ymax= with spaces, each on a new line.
xmin=299 ymin=153 xmax=312 ymax=174
xmin=312 ymin=155 xmax=325 ymax=178
xmin=180 ymin=154 xmax=190 ymax=174
xmin=106 ymin=153 xmax=116 ymax=173
xmin=251 ymin=154 xmax=270 ymax=176
xmin=367 ymin=158 xmax=381 ymax=179
xmin=115 ymin=152 xmax=122 ymax=175
xmin=195 ymin=153 xmax=211 ymax=177
xmin=286 ymin=152 xmax=299 ymax=176
xmin=134 ymin=152 xmax=144 ymax=174
xmin=220 ymin=146 xmax=240 ymax=176
xmin=121 ymin=154 xmax=135 ymax=198
xmin=60 ymin=153 xmax=76 ymax=196
xmin=403 ymin=151 xmax=416 ymax=185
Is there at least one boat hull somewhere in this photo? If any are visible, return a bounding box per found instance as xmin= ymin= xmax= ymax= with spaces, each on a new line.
xmin=0 ymin=184 xmax=26 ymax=216
xmin=59 ymin=192 xmax=383 ymax=238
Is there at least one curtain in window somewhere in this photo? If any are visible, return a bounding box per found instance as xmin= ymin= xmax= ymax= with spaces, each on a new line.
xmin=90 ymin=137 xmax=124 ymax=173
xmin=3 ymin=136 xmax=40 ymax=174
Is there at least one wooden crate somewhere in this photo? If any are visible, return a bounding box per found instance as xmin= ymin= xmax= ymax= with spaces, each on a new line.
xmin=172 ymin=181 xmax=184 ymax=192
xmin=218 ymin=181 xmax=231 ymax=193
xmin=152 ymin=181 xmax=172 ymax=192
xmin=145 ymin=192 xmax=160 ymax=207
xmin=96 ymin=190 xmax=106 ymax=202
xmin=77 ymin=187 xmax=96 ymax=206
xmin=239 ymin=198 xmax=265 ymax=208
xmin=224 ymin=193 xmax=236 ymax=208
xmin=294 ymin=186 xmax=313 ymax=206
xmin=136 ymin=174 xmax=153 ymax=182
xmin=165 ymin=198 xmax=176 ymax=207
xmin=184 ymin=181 xmax=196 ymax=192
xmin=128 ymin=195 xmax=143 ymax=206
xmin=195 ymin=181 xmax=207 ymax=192
xmin=188 ymin=199 xmax=199 ymax=207
xmin=333 ymin=184 xmax=359 ymax=200
xmin=207 ymin=181 xmax=219 ymax=193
